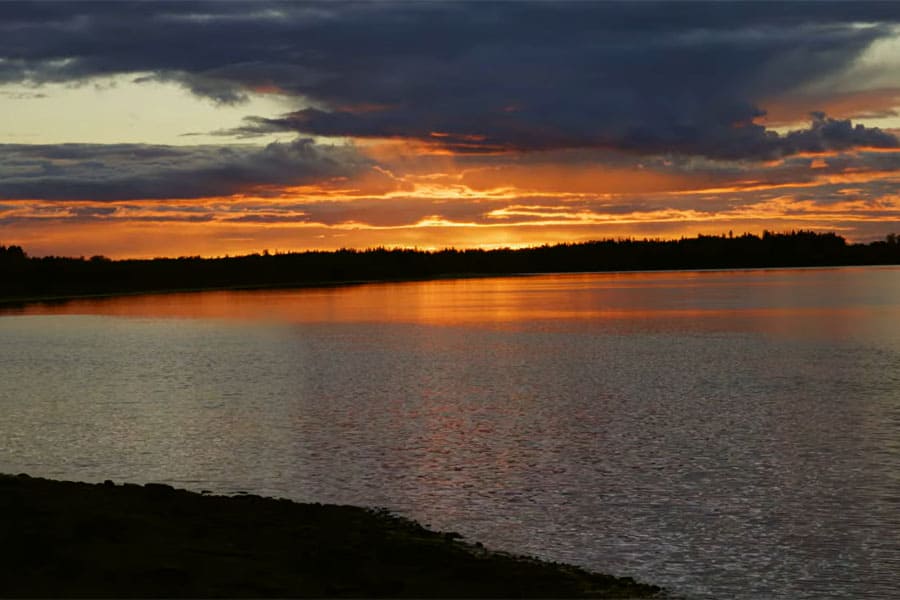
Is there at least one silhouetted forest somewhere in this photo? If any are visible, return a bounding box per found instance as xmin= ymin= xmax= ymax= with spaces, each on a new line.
xmin=2 ymin=231 xmax=900 ymax=302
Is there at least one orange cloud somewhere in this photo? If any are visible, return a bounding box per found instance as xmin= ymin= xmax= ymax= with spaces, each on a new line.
xmin=5 ymin=206 xmax=894 ymax=260
xmin=4 ymin=144 xmax=900 ymax=258
xmin=459 ymin=163 xmax=701 ymax=195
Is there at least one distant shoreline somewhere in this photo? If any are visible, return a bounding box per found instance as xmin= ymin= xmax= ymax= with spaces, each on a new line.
xmin=1 ymin=262 xmax=898 ymax=310
xmin=3 ymin=231 xmax=899 ymax=307
xmin=0 ymin=473 xmax=663 ymax=598
xmin=0 ymin=272 xmax=496 ymax=306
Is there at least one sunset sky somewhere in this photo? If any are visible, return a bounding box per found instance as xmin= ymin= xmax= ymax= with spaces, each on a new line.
xmin=1 ymin=1 xmax=899 ymax=258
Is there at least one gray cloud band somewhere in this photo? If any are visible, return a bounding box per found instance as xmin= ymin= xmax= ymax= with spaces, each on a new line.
xmin=0 ymin=139 xmax=370 ymax=200
xmin=1 ymin=2 xmax=898 ymax=161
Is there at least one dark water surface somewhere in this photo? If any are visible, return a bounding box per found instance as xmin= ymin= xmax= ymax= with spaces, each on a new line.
xmin=2 ymin=267 xmax=898 ymax=599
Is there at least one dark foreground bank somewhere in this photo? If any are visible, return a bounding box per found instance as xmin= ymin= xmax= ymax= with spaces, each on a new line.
xmin=0 ymin=474 xmax=663 ymax=598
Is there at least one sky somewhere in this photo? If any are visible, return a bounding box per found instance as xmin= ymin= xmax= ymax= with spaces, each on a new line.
xmin=1 ymin=1 xmax=899 ymax=259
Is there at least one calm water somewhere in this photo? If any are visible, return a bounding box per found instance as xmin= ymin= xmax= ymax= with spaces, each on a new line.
xmin=2 ymin=267 xmax=899 ymax=599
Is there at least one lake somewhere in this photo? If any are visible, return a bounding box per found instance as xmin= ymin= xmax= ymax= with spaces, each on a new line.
xmin=1 ymin=267 xmax=898 ymax=599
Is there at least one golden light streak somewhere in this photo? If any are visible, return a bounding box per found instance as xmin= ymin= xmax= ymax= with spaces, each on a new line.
xmin=5 ymin=213 xmax=886 ymax=259
xmin=458 ymin=163 xmax=699 ymax=195
xmin=4 ymin=143 xmax=900 ymax=257
xmin=667 ymin=167 xmax=900 ymax=196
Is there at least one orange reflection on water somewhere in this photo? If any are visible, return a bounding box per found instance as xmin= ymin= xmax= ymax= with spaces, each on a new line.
xmin=6 ymin=268 xmax=900 ymax=343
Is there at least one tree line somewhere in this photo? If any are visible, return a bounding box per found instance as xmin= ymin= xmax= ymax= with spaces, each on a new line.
xmin=2 ymin=231 xmax=900 ymax=302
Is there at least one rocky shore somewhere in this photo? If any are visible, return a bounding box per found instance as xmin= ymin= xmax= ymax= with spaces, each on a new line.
xmin=0 ymin=473 xmax=662 ymax=598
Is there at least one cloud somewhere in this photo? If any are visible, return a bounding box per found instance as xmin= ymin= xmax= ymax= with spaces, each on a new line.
xmin=0 ymin=139 xmax=370 ymax=200
xmin=780 ymin=112 xmax=899 ymax=153
xmin=2 ymin=2 xmax=899 ymax=159
xmin=234 ymin=110 xmax=898 ymax=160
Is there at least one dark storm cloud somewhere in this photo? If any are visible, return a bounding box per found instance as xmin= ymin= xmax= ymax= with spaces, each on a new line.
xmin=228 ymin=110 xmax=900 ymax=160
xmin=1 ymin=1 xmax=899 ymax=159
xmin=0 ymin=139 xmax=370 ymax=200
xmin=780 ymin=113 xmax=899 ymax=153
